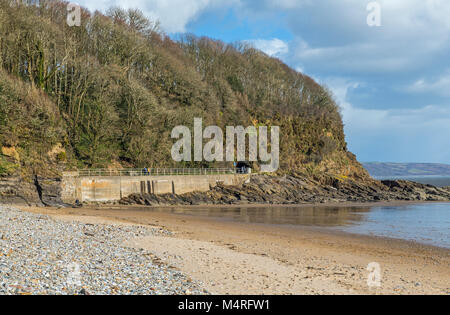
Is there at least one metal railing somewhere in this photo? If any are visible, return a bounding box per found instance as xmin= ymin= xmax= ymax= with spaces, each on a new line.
xmin=74 ymin=168 xmax=247 ymax=177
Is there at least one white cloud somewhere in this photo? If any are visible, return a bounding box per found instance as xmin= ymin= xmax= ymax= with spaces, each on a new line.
xmin=295 ymin=65 xmax=305 ymax=73
xmin=326 ymin=77 xmax=450 ymax=131
xmin=245 ymin=38 xmax=289 ymax=57
xmin=321 ymin=78 xmax=386 ymax=131
xmin=78 ymin=0 xmax=220 ymax=33
xmin=325 ymin=77 xmax=450 ymax=162
xmin=406 ymin=71 xmax=450 ymax=97
xmin=139 ymin=0 xmax=213 ymax=33
xmin=78 ymin=1 xmax=450 ymax=66
xmin=275 ymin=0 xmax=450 ymax=74
xmin=291 ymin=38 xmax=428 ymax=73
xmin=263 ymin=0 xmax=311 ymax=10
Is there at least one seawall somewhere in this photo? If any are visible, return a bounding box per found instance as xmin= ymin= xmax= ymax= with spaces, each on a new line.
xmin=61 ymin=172 xmax=250 ymax=203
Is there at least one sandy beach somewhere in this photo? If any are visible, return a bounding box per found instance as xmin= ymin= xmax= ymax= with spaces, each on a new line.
xmin=19 ymin=204 xmax=450 ymax=295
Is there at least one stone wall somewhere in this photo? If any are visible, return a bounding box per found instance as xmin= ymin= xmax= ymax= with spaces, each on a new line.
xmin=61 ymin=173 xmax=250 ymax=203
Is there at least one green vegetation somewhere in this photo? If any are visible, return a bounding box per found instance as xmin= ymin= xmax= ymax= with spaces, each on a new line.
xmin=0 ymin=155 xmax=17 ymax=175
xmin=0 ymin=1 xmax=364 ymax=178
xmin=56 ymin=151 xmax=66 ymax=162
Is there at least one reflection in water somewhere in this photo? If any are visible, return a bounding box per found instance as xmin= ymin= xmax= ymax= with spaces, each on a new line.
xmin=158 ymin=206 xmax=371 ymax=227
xmin=341 ymin=203 xmax=450 ymax=249
xmin=136 ymin=203 xmax=450 ymax=248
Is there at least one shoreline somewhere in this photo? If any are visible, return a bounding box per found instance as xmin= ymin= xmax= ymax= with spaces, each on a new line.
xmin=67 ymin=201 xmax=450 ymax=250
xmin=87 ymin=199 xmax=450 ymax=210
xmin=19 ymin=204 xmax=450 ymax=295
xmin=21 ymin=202 xmax=450 ymax=251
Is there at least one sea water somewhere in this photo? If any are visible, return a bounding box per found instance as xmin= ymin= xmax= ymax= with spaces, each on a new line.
xmin=158 ymin=203 xmax=450 ymax=248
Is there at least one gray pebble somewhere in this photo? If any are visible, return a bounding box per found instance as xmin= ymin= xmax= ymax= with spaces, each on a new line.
xmin=0 ymin=206 xmax=205 ymax=295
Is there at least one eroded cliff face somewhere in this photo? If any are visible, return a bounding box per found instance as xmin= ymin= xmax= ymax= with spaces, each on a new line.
xmin=0 ymin=176 xmax=40 ymax=206
xmin=0 ymin=175 xmax=64 ymax=207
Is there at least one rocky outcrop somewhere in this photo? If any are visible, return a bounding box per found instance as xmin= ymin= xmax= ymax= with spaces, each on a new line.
xmin=33 ymin=176 xmax=66 ymax=207
xmin=0 ymin=176 xmax=41 ymax=206
xmin=0 ymin=175 xmax=66 ymax=207
xmin=119 ymin=173 xmax=450 ymax=206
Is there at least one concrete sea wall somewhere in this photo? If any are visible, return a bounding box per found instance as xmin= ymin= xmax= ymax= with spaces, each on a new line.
xmin=61 ymin=172 xmax=249 ymax=203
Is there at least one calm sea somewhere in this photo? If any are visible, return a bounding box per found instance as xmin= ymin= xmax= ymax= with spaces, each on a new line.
xmin=338 ymin=203 xmax=450 ymax=248
xmin=156 ymin=203 xmax=450 ymax=248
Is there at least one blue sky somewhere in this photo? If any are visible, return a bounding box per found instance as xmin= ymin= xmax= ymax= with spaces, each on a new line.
xmin=79 ymin=0 xmax=450 ymax=164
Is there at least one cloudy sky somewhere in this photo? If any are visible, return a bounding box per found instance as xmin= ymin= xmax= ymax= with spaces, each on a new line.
xmin=78 ymin=0 xmax=450 ymax=164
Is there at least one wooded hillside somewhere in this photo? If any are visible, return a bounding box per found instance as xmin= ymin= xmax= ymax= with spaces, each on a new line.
xmin=0 ymin=0 xmax=367 ymax=179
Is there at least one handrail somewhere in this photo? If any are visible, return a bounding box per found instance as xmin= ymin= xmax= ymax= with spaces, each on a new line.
xmin=72 ymin=168 xmax=248 ymax=177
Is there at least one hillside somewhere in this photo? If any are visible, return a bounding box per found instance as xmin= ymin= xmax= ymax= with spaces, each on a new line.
xmin=0 ymin=0 xmax=368 ymax=182
xmin=363 ymin=163 xmax=450 ymax=177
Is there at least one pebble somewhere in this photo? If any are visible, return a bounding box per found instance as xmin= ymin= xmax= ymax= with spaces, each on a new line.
xmin=0 ymin=206 xmax=205 ymax=295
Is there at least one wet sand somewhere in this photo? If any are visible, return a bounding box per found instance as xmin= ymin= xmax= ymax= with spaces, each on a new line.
xmin=21 ymin=204 xmax=450 ymax=295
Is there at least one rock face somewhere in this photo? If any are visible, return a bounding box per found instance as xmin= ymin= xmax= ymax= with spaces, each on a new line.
xmin=33 ymin=176 xmax=66 ymax=207
xmin=0 ymin=175 xmax=65 ymax=207
xmin=119 ymin=173 xmax=450 ymax=206
xmin=0 ymin=176 xmax=41 ymax=206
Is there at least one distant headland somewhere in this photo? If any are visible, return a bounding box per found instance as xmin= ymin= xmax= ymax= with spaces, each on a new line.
xmin=363 ymin=162 xmax=450 ymax=177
